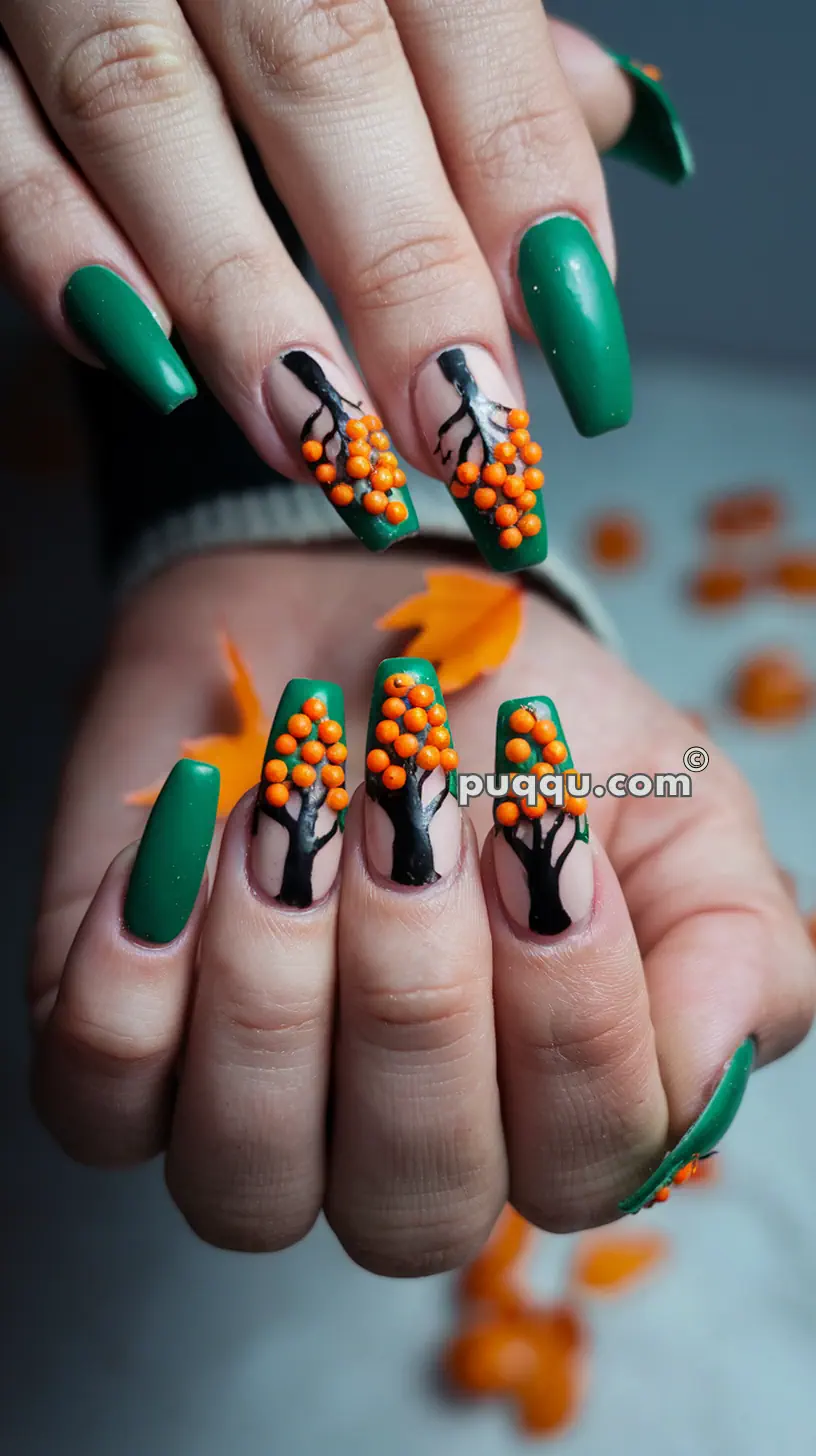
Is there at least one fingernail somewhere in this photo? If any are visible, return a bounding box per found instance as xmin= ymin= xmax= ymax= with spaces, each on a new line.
xmin=364 ymin=658 xmax=460 ymax=887
xmin=492 ymin=695 xmax=593 ymax=936
xmin=517 ymin=216 xmax=632 ymax=438
xmin=265 ymin=350 xmax=419 ymax=552
xmin=606 ymin=54 xmax=695 ymax=185
xmin=123 ymin=760 xmax=219 ymax=944
xmin=619 ymin=1038 xmax=756 ymax=1214
xmin=414 ymin=346 xmax=547 ymax=573
xmin=252 ymin=679 xmax=347 ymax=908
xmin=62 ymin=266 xmax=197 ymax=414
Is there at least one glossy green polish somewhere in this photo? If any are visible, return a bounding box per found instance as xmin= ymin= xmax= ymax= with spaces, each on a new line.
xmin=63 ymin=266 xmax=197 ymax=414
xmin=124 ymin=760 xmax=219 ymax=945
xmin=619 ymin=1038 xmax=756 ymax=1215
xmin=518 ymin=217 xmax=632 ymax=438
xmin=607 ymin=54 xmax=695 ymax=186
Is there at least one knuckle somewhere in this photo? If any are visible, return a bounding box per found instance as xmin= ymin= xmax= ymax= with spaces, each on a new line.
xmin=185 ymin=244 xmax=275 ymax=318
xmin=58 ymin=18 xmax=197 ymax=128
xmin=470 ymin=100 xmax=577 ymax=186
xmin=336 ymin=1210 xmax=495 ymax=1277
xmin=354 ymin=228 xmax=473 ymax=314
xmin=54 ymin=1013 xmax=172 ymax=1081
xmin=353 ymin=977 xmax=477 ymax=1054
xmin=233 ymin=0 xmax=390 ymax=97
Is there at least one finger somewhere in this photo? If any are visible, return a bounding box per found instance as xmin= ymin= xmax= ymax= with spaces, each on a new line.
xmin=484 ymin=693 xmax=665 ymax=1231
xmin=548 ymin=21 xmax=695 ymax=185
xmin=165 ymin=682 xmax=348 ymax=1252
xmin=390 ymin=0 xmax=630 ymax=438
xmin=0 ymin=45 xmax=193 ymax=404
xmin=4 ymin=1 xmax=418 ymax=549
xmin=327 ymin=659 xmax=506 ymax=1276
xmin=615 ymin=753 xmax=816 ymax=1214
xmin=182 ymin=0 xmax=551 ymax=574
xmin=32 ymin=761 xmax=218 ymax=1166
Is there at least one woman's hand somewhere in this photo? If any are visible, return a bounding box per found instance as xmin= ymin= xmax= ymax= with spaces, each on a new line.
xmin=0 ymin=2 xmax=689 ymax=565
xmin=28 ymin=550 xmax=815 ymax=1270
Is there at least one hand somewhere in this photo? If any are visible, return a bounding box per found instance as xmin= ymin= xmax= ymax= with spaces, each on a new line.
xmin=29 ymin=550 xmax=815 ymax=1270
xmin=0 ymin=2 xmax=689 ymax=566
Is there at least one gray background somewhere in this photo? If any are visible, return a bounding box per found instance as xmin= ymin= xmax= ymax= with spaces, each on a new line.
xmin=3 ymin=3 xmax=816 ymax=1454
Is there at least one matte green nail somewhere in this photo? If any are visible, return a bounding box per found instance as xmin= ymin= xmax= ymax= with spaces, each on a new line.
xmin=63 ymin=266 xmax=197 ymax=414
xmin=124 ymin=760 xmax=219 ymax=944
xmin=518 ymin=217 xmax=632 ymax=438
xmin=607 ymin=54 xmax=695 ymax=186
xmin=619 ymin=1038 xmax=756 ymax=1214
xmin=252 ymin=679 xmax=347 ymax=908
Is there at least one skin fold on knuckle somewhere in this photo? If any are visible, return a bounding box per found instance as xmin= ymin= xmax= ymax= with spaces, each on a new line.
xmin=56 ymin=16 xmax=201 ymax=132
xmin=228 ymin=0 xmax=393 ymax=99
xmin=332 ymin=1200 xmax=498 ymax=1277
xmin=465 ymin=97 xmax=586 ymax=192
xmin=349 ymin=974 xmax=482 ymax=1057
xmin=349 ymin=226 xmax=475 ymax=315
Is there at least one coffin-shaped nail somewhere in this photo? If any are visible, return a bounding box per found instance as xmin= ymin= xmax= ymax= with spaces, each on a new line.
xmin=252 ymin=679 xmax=347 ymax=908
xmin=63 ymin=266 xmax=197 ymax=414
xmin=364 ymin=658 xmax=460 ymax=887
xmin=619 ymin=1038 xmax=756 ymax=1214
xmin=493 ymin=696 xmax=593 ymax=937
xmin=123 ymin=760 xmax=219 ymax=944
xmin=518 ymin=216 xmax=632 ymax=438
xmin=606 ymin=54 xmax=695 ymax=185
xmin=264 ymin=350 xmax=419 ymax=552
xmin=414 ymin=345 xmax=548 ymax=573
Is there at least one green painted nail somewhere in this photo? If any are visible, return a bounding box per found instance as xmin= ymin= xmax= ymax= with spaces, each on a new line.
xmin=518 ymin=217 xmax=632 ymax=438
xmin=273 ymin=351 xmax=419 ymax=553
xmin=63 ymin=266 xmax=197 ymax=414
xmin=619 ymin=1038 xmax=756 ymax=1214
xmin=252 ymin=679 xmax=347 ymax=908
xmin=124 ymin=760 xmax=219 ymax=944
xmin=493 ymin=695 xmax=591 ymax=936
xmin=607 ymin=54 xmax=695 ymax=186
xmin=415 ymin=346 xmax=548 ymax=574
xmin=365 ymin=658 xmax=459 ymax=887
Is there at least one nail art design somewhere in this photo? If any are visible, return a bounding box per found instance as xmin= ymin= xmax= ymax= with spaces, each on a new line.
xmin=365 ymin=658 xmax=460 ymax=886
xmin=124 ymin=760 xmax=219 ymax=944
xmin=518 ymin=217 xmax=632 ymax=438
xmin=414 ymin=346 xmax=547 ymax=574
xmin=63 ymin=266 xmax=197 ymax=414
xmin=266 ymin=351 xmax=418 ymax=552
xmin=252 ymin=680 xmax=347 ymax=908
xmin=607 ymin=55 xmax=695 ymax=186
xmin=619 ymin=1038 xmax=756 ymax=1215
xmin=493 ymin=697 xmax=592 ymax=937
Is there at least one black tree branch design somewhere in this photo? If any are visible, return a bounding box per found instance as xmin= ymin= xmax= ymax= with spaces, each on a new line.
xmin=501 ymin=809 xmax=581 ymax=936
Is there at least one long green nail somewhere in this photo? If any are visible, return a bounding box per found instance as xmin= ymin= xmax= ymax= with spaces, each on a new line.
xmin=518 ymin=217 xmax=632 ymax=438
xmin=252 ymin=679 xmax=347 ymax=908
xmin=124 ymin=760 xmax=219 ymax=944
xmin=619 ymin=1038 xmax=756 ymax=1214
xmin=63 ymin=266 xmax=197 ymax=414
xmin=607 ymin=54 xmax=695 ymax=186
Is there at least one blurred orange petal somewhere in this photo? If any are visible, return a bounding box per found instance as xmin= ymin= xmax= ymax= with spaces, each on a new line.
xmin=571 ymin=1233 xmax=669 ymax=1294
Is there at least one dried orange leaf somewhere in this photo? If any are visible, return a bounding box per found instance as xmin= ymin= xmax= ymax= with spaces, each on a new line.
xmin=125 ymin=634 xmax=270 ymax=819
xmin=571 ymin=1233 xmax=669 ymax=1294
xmin=376 ymin=570 xmax=522 ymax=694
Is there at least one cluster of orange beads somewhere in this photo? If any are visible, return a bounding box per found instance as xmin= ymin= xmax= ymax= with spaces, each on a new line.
xmin=301 ymin=414 xmax=408 ymax=524
xmin=450 ymin=409 xmax=544 ymax=551
xmin=495 ymin=705 xmax=586 ymax=824
xmin=644 ymin=1157 xmax=703 ymax=1208
xmin=366 ymin=671 xmax=458 ymax=791
xmin=263 ymin=695 xmax=349 ymax=813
